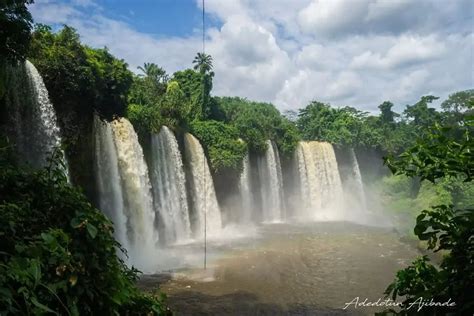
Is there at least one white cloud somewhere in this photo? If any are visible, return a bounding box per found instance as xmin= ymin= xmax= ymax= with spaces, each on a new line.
xmin=298 ymin=0 xmax=369 ymax=36
xmin=365 ymin=0 xmax=412 ymax=22
xmin=350 ymin=35 xmax=446 ymax=70
xmin=29 ymin=0 xmax=473 ymax=113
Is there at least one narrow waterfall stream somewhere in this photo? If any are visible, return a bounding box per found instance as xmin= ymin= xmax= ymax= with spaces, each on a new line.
xmin=4 ymin=61 xmax=66 ymax=169
xmin=257 ymin=140 xmax=284 ymax=222
xmin=150 ymin=127 xmax=191 ymax=244
xmin=183 ymin=133 xmax=222 ymax=237
xmin=349 ymin=148 xmax=367 ymax=211
xmin=238 ymin=153 xmax=253 ymax=223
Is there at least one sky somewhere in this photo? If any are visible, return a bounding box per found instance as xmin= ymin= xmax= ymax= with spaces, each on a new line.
xmin=29 ymin=0 xmax=473 ymax=113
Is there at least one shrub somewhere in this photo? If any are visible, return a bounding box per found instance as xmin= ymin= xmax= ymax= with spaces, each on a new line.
xmin=0 ymin=152 xmax=169 ymax=315
xmin=190 ymin=120 xmax=246 ymax=173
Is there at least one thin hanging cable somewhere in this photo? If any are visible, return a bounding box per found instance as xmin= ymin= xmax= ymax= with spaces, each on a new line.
xmin=202 ymin=0 xmax=205 ymax=53
xmin=202 ymin=0 xmax=207 ymax=270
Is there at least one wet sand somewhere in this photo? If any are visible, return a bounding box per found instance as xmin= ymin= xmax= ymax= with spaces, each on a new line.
xmin=139 ymin=222 xmax=419 ymax=315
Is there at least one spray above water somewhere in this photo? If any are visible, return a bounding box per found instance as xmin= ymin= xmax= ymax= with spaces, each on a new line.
xmin=150 ymin=127 xmax=192 ymax=244
xmin=184 ymin=133 xmax=222 ymax=237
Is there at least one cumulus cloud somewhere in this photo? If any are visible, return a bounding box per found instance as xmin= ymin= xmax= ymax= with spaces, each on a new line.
xmin=29 ymin=0 xmax=473 ymax=113
xmin=350 ymin=35 xmax=447 ymax=70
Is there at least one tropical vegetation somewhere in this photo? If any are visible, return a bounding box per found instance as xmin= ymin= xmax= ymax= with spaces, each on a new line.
xmin=0 ymin=0 xmax=473 ymax=314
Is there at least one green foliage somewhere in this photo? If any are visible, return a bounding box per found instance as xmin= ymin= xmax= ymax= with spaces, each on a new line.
xmin=126 ymin=103 xmax=162 ymax=140
xmin=441 ymin=89 xmax=473 ymax=127
xmin=127 ymin=78 xmax=191 ymax=140
xmin=377 ymin=175 xmax=455 ymax=237
xmin=378 ymin=101 xmax=398 ymax=125
xmin=385 ymin=121 xmax=473 ymax=182
xmin=0 ymin=151 xmax=169 ymax=315
xmin=126 ymin=55 xmax=299 ymax=164
xmin=0 ymin=0 xmax=34 ymax=98
xmin=275 ymin=118 xmax=300 ymax=157
xmin=192 ymin=53 xmax=213 ymax=74
xmin=385 ymin=206 xmax=474 ymax=314
xmin=190 ymin=120 xmax=246 ymax=173
xmin=0 ymin=0 xmax=33 ymax=62
xmin=160 ymin=80 xmax=191 ymax=127
xmin=297 ymin=101 xmax=383 ymax=148
xmin=28 ymin=25 xmax=133 ymax=120
xmin=403 ymin=95 xmax=440 ymax=129
xmin=84 ymin=47 xmax=133 ymax=118
xmin=383 ymin=112 xmax=474 ymax=314
xmin=137 ymin=63 xmax=168 ymax=84
xmin=296 ymin=95 xmax=470 ymax=155
xmin=172 ymin=68 xmax=207 ymax=121
xmin=215 ymin=96 xmax=300 ymax=155
xmin=27 ymin=24 xmax=133 ymax=195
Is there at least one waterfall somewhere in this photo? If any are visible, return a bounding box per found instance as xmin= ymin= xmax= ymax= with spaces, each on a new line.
xmin=238 ymin=153 xmax=253 ymax=223
xmin=5 ymin=61 xmax=65 ymax=169
xmin=93 ymin=116 xmax=128 ymax=251
xmin=257 ymin=140 xmax=284 ymax=222
xmin=110 ymin=118 xmax=158 ymax=266
xmin=183 ymin=133 xmax=222 ymax=237
xmin=295 ymin=141 xmax=344 ymax=219
xmin=349 ymin=148 xmax=367 ymax=211
xmin=150 ymin=127 xmax=191 ymax=244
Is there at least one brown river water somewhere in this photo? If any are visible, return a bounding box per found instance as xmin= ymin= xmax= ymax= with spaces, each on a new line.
xmin=138 ymin=222 xmax=419 ymax=315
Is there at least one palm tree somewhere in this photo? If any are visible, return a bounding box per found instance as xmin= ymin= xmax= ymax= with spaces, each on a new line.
xmin=192 ymin=53 xmax=213 ymax=74
xmin=137 ymin=62 xmax=167 ymax=82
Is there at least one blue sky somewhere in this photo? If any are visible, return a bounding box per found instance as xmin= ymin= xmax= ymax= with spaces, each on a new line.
xmin=30 ymin=0 xmax=473 ymax=112
xmin=89 ymin=0 xmax=218 ymax=38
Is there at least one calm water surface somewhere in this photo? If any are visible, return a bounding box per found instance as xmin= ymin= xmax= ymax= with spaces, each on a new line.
xmin=139 ymin=221 xmax=419 ymax=315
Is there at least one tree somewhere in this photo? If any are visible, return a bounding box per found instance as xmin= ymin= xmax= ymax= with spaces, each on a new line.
xmin=172 ymin=69 xmax=205 ymax=120
xmin=441 ymin=89 xmax=474 ymax=114
xmin=403 ymin=95 xmax=440 ymax=127
xmin=378 ymin=101 xmax=398 ymax=125
xmin=160 ymin=80 xmax=190 ymax=127
xmin=137 ymin=62 xmax=168 ymax=97
xmin=29 ymin=25 xmax=133 ymax=120
xmin=0 ymin=0 xmax=33 ymax=62
xmin=27 ymin=25 xmax=133 ymax=198
xmin=383 ymin=113 xmax=474 ymax=314
xmin=190 ymin=120 xmax=246 ymax=173
xmin=0 ymin=0 xmax=34 ymax=97
xmin=215 ymin=97 xmax=299 ymax=155
xmin=297 ymin=101 xmax=369 ymax=146
xmin=441 ymin=89 xmax=474 ymax=126
xmin=192 ymin=53 xmax=214 ymax=119
xmin=192 ymin=52 xmax=213 ymax=74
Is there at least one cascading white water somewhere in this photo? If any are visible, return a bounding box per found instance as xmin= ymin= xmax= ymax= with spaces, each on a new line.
xmin=295 ymin=141 xmax=344 ymax=220
xmin=349 ymin=148 xmax=367 ymax=211
xmin=110 ymin=118 xmax=158 ymax=267
xmin=257 ymin=140 xmax=284 ymax=222
xmin=150 ymin=127 xmax=191 ymax=244
xmin=238 ymin=153 xmax=253 ymax=223
xmin=183 ymin=133 xmax=222 ymax=237
xmin=93 ymin=116 xmax=128 ymax=251
xmin=5 ymin=61 xmax=66 ymax=169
